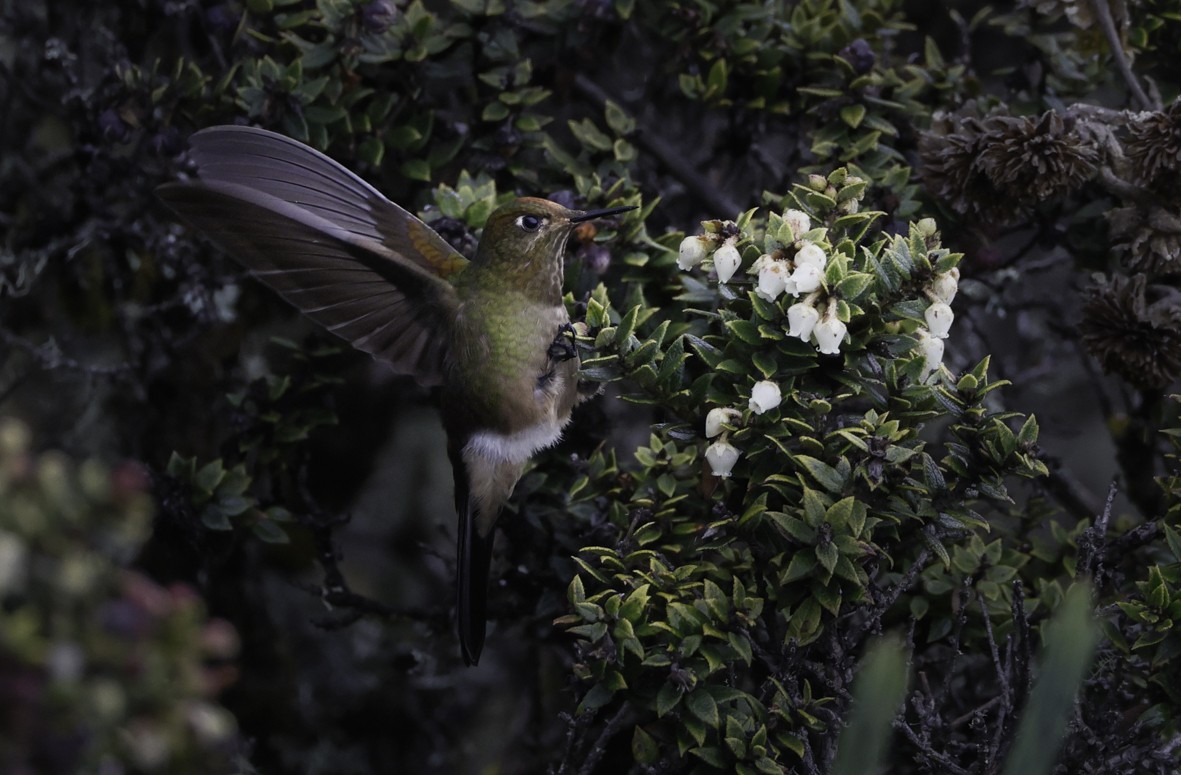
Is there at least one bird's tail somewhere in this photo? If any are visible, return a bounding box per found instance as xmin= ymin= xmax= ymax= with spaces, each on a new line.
xmin=449 ymin=444 xmax=497 ymax=666
xmin=457 ymin=501 xmax=495 ymax=665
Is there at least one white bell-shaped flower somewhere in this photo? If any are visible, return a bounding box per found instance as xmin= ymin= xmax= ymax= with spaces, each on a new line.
xmin=678 ymin=235 xmax=710 ymax=270
xmin=713 ymin=242 xmax=742 ymax=283
xmin=917 ymin=328 xmax=945 ymax=381
xmin=793 ymin=241 xmax=827 ymax=270
xmin=784 ymin=209 xmax=812 ymax=240
xmin=705 ymin=440 xmax=741 ymax=478
xmin=928 ymin=269 xmax=959 ymax=305
xmin=813 ymin=308 xmax=847 ymax=355
xmin=924 ymin=301 xmax=954 ymax=338
xmin=755 ymin=259 xmax=791 ymax=301
xmin=748 ymin=380 xmax=782 ymax=415
xmin=787 ymin=302 xmax=820 ymax=341
xmin=790 ymin=263 xmax=824 ymax=295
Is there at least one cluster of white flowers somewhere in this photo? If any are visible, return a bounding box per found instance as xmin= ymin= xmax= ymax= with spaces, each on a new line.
xmin=750 ymin=210 xmax=826 ymax=302
xmin=915 ymin=266 xmax=959 ymax=380
xmin=704 ymin=404 xmax=742 ymax=477
xmin=680 ymin=209 xmax=855 ymax=356
xmin=677 ymin=234 xmax=745 ymax=283
xmin=702 ymin=379 xmax=785 ymax=477
xmin=689 ymin=212 xmax=961 ymax=478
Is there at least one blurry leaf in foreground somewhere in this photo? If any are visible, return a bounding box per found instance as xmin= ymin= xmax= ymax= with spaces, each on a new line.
xmin=1002 ymin=582 xmax=1100 ymax=775
xmin=831 ymin=633 xmax=909 ymax=775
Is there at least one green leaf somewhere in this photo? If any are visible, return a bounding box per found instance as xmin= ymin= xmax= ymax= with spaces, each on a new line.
xmin=816 ymin=542 xmax=839 ymax=575
xmin=794 ymin=455 xmax=845 ymax=494
xmin=767 ymin=511 xmax=817 ymax=544
xmin=200 ymin=504 xmax=233 ymax=531
xmin=1165 ymin=525 xmax=1181 ymax=563
xmin=166 ymin=451 xmax=195 ymax=479
xmin=836 ymin=273 xmax=873 ymax=301
xmin=840 ymin=103 xmax=867 ymax=128
xmin=401 ymin=158 xmax=432 ymax=182
xmin=194 ymin=459 xmax=226 ymax=493
xmin=632 ymin=726 xmax=659 ymax=765
xmin=726 ymin=319 xmax=763 ymax=345
xmin=687 ymin=688 xmax=720 ymax=728
xmin=577 ymin=683 xmax=615 ymax=715
xmin=686 ymin=336 xmax=724 ymax=368
xmin=251 ymin=519 xmax=290 ymax=543
xmin=216 ymin=495 xmax=254 ymax=517
xmin=781 ymin=552 xmax=817 ymax=583
xmin=656 ymin=680 xmax=683 ymax=716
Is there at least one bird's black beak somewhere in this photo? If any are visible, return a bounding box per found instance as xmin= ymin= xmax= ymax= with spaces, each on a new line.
xmin=569 ymin=204 xmax=638 ymax=223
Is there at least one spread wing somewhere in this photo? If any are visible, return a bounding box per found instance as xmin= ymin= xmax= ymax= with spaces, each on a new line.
xmin=157 ymin=125 xmax=469 ymax=386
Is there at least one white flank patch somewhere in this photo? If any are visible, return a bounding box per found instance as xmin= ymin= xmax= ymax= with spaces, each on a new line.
xmin=465 ymin=417 xmax=571 ymax=465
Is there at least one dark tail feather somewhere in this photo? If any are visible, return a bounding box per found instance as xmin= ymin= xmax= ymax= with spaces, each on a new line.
xmin=450 ymin=444 xmax=495 ymax=666
xmin=457 ymin=497 xmax=495 ymax=665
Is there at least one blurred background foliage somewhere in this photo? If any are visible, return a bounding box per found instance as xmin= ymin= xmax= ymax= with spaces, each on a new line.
xmin=2 ymin=0 xmax=1181 ymax=772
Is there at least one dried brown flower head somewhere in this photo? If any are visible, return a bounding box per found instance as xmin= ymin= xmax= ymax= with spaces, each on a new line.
xmin=919 ymin=109 xmax=1098 ymax=225
xmin=1080 ymin=272 xmax=1181 ymax=389
xmin=1125 ymin=99 xmax=1181 ymax=193
xmin=1107 ymin=205 xmax=1181 ymax=275
xmin=976 ymin=112 xmax=1099 ymax=201
xmin=919 ymin=113 xmax=1036 ymax=225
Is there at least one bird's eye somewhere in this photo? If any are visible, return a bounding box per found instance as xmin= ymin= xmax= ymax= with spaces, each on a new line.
xmin=516 ymin=214 xmax=544 ymax=232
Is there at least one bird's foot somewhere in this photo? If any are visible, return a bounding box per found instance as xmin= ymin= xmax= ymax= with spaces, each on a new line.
xmin=547 ymin=322 xmax=577 ymax=363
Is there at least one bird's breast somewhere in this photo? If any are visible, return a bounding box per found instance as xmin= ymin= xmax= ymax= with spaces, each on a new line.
xmin=448 ymin=296 xmax=579 ymax=438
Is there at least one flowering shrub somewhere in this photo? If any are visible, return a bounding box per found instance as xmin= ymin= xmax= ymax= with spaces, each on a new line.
xmin=3 ymin=0 xmax=1181 ymax=772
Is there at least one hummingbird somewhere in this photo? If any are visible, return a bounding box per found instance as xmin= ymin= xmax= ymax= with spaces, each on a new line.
xmin=157 ymin=125 xmax=635 ymax=665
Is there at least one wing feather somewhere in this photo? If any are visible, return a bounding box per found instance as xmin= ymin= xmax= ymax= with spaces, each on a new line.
xmin=186 ymin=126 xmax=469 ymax=280
xmin=157 ymin=175 xmax=458 ymax=385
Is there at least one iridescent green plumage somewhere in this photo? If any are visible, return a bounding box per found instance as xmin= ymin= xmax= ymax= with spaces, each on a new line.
xmin=157 ymin=126 xmax=634 ymax=665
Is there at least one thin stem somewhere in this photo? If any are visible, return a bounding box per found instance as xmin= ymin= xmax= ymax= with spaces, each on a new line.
xmin=573 ymin=74 xmax=744 ymax=218
xmin=1084 ymin=0 xmax=1156 ymax=110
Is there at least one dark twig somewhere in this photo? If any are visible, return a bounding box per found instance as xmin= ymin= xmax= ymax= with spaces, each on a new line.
xmin=939 ymin=576 xmax=975 ymax=702
xmin=1107 ymin=520 xmax=1162 ymax=555
xmin=294 ymin=462 xmax=438 ymax=627
xmin=979 ymin=591 xmax=1013 ymax=768
xmin=845 ymin=547 xmax=932 ymax=650
xmin=1083 ymin=0 xmax=1156 ymax=110
xmin=572 ymin=74 xmax=743 ymax=218
xmin=0 ymin=326 xmax=133 ymax=377
xmin=896 ymin=717 xmax=973 ymax=775
xmin=1076 ymin=480 xmax=1118 ymax=581
xmin=577 ymin=704 xmax=635 ymax=775
xmin=1010 ymin=582 xmax=1032 ymax=717
xmin=1040 ymin=463 xmax=1104 ymax=524
xmin=552 ymin=710 xmax=595 ymax=775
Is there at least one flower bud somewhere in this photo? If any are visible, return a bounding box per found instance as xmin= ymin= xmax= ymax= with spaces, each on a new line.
xmin=748 ymin=380 xmax=782 ymax=414
xmin=790 ymin=263 xmax=824 ymax=295
xmin=678 ymin=235 xmax=710 ymax=270
xmin=794 ymin=241 xmax=827 ymax=270
xmin=916 ymin=218 xmax=938 ymax=237
xmin=705 ymin=407 xmax=741 ymax=438
xmin=784 ymin=209 xmax=811 ymax=240
xmin=755 ymin=259 xmax=790 ymax=301
xmin=713 ymin=242 xmax=742 ymax=283
xmin=813 ymin=308 xmax=847 ymax=355
xmin=705 ymin=440 xmax=741 ymax=477
xmin=928 ymin=271 xmax=958 ymax=305
xmin=787 ymin=302 xmax=820 ymax=341
xmin=924 ymin=301 xmax=954 ymax=338
xmin=807 ymin=174 xmax=828 ymax=191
